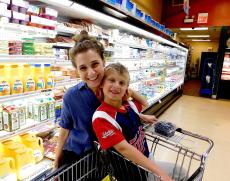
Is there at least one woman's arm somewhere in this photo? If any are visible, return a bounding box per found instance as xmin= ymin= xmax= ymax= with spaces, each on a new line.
xmin=128 ymin=88 xmax=149 ymax=108
xmin=53 ymin=127 xmax=70 ymax=169
xmin=114 ymin=140 xmax=173 ymax=181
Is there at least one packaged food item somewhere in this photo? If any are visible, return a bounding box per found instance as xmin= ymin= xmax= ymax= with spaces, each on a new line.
xmin=27 ymin=4 xmax=40 ymax=16
xmin=34 ymin=64 xmax=45 ymax=90
xmin=33 ymin=98 xmax=47 ymax=122
xmin=20 ymin=133 xmax=44 ymax=163
xmin=43 ymin=134 xmax=58 ymax=160
xmin=46 ymin=97 xmax=55 ymax=119
xmin=44 ymin=64 xmax=54 ymax=89
xmin=2 ymin=105 xmax=20 ymax=132
xmin=23 ymin=64 xmax=35 ymax=92
xmin=0 ymin=105 xmax=3 ymax=130
xmin=10 ymin=65 xmax=23 ymax=94
xmin=13 ymin=101 xmax=26 ymax=126
xmin=0 ymin=156 xmax=17 ymax=181
xmin=0 ymin=65 xmax=10 ymax=96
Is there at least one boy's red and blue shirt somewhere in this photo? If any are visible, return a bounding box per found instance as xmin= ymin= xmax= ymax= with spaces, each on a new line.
xmin=92 ymin=100 xmax=150 ymax=157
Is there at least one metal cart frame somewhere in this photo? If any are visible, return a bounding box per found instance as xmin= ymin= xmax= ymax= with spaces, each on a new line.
xmin=36 ymin=127 xmax=213 ymax=181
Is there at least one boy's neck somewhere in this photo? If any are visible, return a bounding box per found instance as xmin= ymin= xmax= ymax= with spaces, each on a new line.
xmin=104 ymin=98 xmax=122 ymax=109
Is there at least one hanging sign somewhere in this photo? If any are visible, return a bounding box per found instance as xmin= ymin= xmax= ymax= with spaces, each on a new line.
xmin=197 ymin=13 xmax=208 ymax=23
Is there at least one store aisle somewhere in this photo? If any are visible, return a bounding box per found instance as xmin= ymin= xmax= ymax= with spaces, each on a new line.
xmin=158 ymin=95 xmax=230 ymax=181
xmin=183 ymin=79 xmax=201 ymax=97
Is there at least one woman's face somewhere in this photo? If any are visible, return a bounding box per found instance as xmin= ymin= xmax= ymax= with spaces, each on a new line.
xmin=75 ymin=49 xmax=105 ymax=92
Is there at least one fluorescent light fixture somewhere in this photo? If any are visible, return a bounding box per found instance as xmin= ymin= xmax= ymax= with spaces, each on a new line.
xmin=35 ymin=0 xmax=73 ymax=7
xmin=104 ymin=7 xmax=127 ymax=18
xmin=180 ymin=27 xmax=208 ymax=31
xmin=70 ymin=3 xmax=187 ymax=51
xmin=191 ymin=39 xmax=211 ymax=42
xmin=187 ymin=35 xmax=210 ymax=38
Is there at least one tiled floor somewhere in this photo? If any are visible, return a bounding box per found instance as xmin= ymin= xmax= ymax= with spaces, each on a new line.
xmin=158 ymin=95 xmax=230 ymax=181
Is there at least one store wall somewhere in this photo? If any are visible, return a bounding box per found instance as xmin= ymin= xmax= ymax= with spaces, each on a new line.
xmin=132 ymin=0 xmax=162 ymax=22
xmin=161 ymin=0 xmax=230 ymax=28
xmin=187 ymin=41 xmax=219 ymax=65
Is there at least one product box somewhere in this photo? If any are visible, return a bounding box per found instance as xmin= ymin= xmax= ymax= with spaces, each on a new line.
xmin=0 ymin=105 xmax=3 ymax=130
xmin=33 ymin=100 xmax=48 ymax=122
xmin=12 ymin=11 xmax=28 ymax=21
xmin=40 ymin=7 xmax=58 ymax=17
xmin=0 ymin=9 xmax=11 ymax=18
xmin=3 ymin=105 xmax=20 ymax=132
xmin=27 ymin=5 xmax=40 ymax=15
xmin=0 ymin=0 xmax=10 ymax=4
xmin=11 ymin=0 xmax=29 ymax=8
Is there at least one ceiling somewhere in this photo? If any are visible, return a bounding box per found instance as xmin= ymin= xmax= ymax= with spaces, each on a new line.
xmin=172 ymin=26 xmax=221 ymax=43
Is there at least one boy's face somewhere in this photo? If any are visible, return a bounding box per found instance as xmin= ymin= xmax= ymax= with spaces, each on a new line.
xmin=102 ymin=69 xmax=129 ymax=102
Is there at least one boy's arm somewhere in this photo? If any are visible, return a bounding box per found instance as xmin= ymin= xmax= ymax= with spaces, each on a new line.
xmin=114 ymin=140 xmax=173 ymax=181
xmin=128 ymin=88 xmax=149 ymax=108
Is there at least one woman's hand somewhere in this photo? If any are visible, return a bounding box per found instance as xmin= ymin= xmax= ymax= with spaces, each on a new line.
xmin=139 ymin=114 xmax=158 ymax=124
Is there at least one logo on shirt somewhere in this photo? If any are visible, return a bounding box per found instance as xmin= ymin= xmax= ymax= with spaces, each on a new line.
xmin=102 ymin=130 xmax=115 ymax=138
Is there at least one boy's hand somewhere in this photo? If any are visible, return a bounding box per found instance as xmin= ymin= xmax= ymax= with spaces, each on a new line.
xmin=139 ymin=114 xmax=158 ymax=124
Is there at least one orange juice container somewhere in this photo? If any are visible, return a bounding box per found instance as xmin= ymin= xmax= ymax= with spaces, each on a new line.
xmin=34 ymin=64 xmax=45 ymax=90
xmin=0 ymin=65 xmax=10 ymax=96
xmin=10 ymin=65 xmax=23 ymax=94
xmin=13 ymin=147 xmax=35 ymax=180
xmin=44 ymin=64 xmax=54 ymax=89
xmin=23 ymin=64 xmax=35 ymax=92
xmin=20 ymin=133 xmax=44 ymax=163
xmin=0 ymin=156 xmax=17 ymax=181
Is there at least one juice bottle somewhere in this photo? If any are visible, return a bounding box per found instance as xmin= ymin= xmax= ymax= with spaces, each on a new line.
xmin=20 ymin=133 xmax=44 ymax=163
xmin=23 ymin=64 xmax=35 ymax=92
xmin=44 ymin=64 xmax=54 ymax=89
xmin=10 ymin=65 xmax=23 ymax=94
xmin=34 ymin=64 xmax=45 ymax=90
xmin=0 ymin=65 xmax=10 ymax=96
xmin=0 ymin=156 xmax=17 ymax=181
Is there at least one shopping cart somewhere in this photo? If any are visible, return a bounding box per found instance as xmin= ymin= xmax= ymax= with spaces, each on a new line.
xmin=35 ymin=125 xmax=213 ymax=181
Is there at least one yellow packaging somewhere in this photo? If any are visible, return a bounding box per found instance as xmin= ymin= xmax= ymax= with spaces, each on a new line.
xmin=0 ymin=157 xmax=17 ymax=181
xmin=10 ymin=65 xmax=23 ymax=94
xmin=20 ymin=133 xmax=44 ymax=163
xmin=44 ymin=64 xmax=54 ymax=89
xmin=23 ymin=64 xmax=35 ymax=92
xmin=34 ymin=64 xmax=45 ymax=90
xmin=2 ymin=141 xmax=35 ymax=180
xmin=0 ymin=65 xmax=10 ymax=96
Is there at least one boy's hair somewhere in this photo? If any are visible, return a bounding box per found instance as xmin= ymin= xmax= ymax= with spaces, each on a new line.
xmin=69 ymin=30 xmax=105 ymax=68
xmin=104 ymin=63 xmax=130 ymax=85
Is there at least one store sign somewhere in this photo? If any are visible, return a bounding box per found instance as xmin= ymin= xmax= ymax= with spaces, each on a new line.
xmin=197 ymin=13 xmax=208 ymax=23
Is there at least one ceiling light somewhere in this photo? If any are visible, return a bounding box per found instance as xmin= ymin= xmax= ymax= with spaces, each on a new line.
xmin=180 ymin=27 xmax=208 ymax=31
xmin=187 ymin=35 xmax=210 ymax=38
xmin=191 ymin=39 xmax=211 ymax=42
xmin=104 ymin=7 xmax=127 ymax=18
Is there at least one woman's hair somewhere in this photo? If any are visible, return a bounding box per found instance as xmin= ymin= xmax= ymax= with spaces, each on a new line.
xmin=104 ymin=63 xmax=130 ymax=85
xmin=69 ymin=30 xmax=105 ymax=68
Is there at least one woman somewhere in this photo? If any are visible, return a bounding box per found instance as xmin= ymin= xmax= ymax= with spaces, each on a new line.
xmin=54 ymin=31 xmax=156 ymax=172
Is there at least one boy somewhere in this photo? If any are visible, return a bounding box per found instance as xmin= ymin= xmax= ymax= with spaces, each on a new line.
xmin=92 ymin=63 xmax=172 ymax=181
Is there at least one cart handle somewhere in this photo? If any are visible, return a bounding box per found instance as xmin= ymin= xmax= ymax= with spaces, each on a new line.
xmin=176 ymin=128 xmax=214 ymax=157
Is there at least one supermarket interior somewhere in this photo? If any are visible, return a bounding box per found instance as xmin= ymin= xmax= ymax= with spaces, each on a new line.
xmin=0 ymin=0 xmax=229 ymax=181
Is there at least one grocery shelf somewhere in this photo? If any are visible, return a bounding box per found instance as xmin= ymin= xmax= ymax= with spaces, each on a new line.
xmin=0 ymin=55 xmax=56 ymax=63
xmin=54 ymin=79 xmax=80 ymax=87
xmin=0 ymin=118 xmax=55 ymax=141
xmin=56 ymin=26 xmax=80 ymax=35
xmin=24 ymin=159 xmax=53 ymax=181
xmin=114 ymin=40 xmax=151 ymax=50
xmin=53 ymin=42 xmax=75 ymax=48
xmin=0 ymin=91 xmax=46 ymax=103
xmin=147 ymin=81 xmax=184 ymax=106
xmin=0 ymin=23 xmax=57 ymax=38
xmin=54 ymin=61 xmax=72 ymax=66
